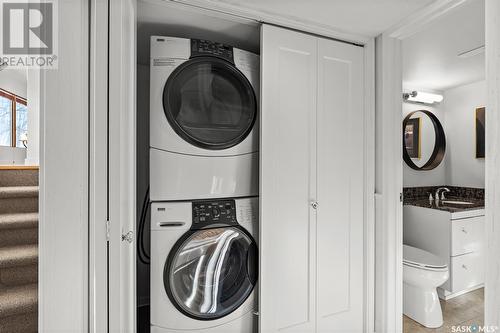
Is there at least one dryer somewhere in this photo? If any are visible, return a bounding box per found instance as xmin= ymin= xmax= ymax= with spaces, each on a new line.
xmin=150 ymin=197 xmax=258 ymax=333
xmin=150 ymin=36 xmax=259 ymax=201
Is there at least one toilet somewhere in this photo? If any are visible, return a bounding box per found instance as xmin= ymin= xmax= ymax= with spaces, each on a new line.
xmin=403 ymin=244 xmax=449 ymax=328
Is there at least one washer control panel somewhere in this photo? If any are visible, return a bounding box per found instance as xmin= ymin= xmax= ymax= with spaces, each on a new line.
xmin=192 ymin=199 xmax=237 ymax=229
xmin=190 ymin=39 xmax=234 ymax=63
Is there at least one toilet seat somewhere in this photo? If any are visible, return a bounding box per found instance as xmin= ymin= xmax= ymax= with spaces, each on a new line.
xmin=403 ymin=245 xmax=449 ymax=328
xmin=403 ymin=245 xmax=447 ymax=271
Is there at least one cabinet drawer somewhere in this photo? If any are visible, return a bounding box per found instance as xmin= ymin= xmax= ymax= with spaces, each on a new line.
xmin=451 ymin=216 xmax=484 ymax=256
xmin=450 ymin=252 xmax=484 ymax=293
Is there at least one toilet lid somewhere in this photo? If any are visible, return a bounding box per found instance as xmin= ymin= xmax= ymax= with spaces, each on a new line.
xmin=403 ymin=245 xmax=447 ymax=269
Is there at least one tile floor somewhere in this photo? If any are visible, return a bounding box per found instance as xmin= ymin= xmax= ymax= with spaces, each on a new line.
xmin=403 ymin=288 xmax=484 ymax=333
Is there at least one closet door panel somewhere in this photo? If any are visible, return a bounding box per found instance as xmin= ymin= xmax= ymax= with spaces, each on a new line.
xmin=316 ymin=38 xmax=364 ymax=332
xmin=260 ymin=24 xmax=317 ymax=333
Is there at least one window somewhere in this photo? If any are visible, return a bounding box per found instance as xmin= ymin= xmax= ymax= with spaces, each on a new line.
xmin=0 ymin=89 xmax=27 ymax=147
xmin=0 ymin=94 xmax=12 ymax=146
xmin=16 ymin=100 xmax=28 ymax=147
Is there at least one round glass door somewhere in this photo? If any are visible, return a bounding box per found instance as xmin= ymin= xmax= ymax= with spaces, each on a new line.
xmin=164 ymin=227 xmax=257 ymax=320
xmin=163 ymin=57 xmax=257 ymax=150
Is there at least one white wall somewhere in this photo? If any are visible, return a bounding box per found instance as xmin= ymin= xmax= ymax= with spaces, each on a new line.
xmin=0 ymin=146 xmax=26 ymax=164
xmin=26 ymin=70 xmax=40 ymax=165
xmin=403 ymin=102 xmax=446 ymax=187
xmin=444 ymin=80 xmax=486 ymax=187
xmin=0 ymin=68 xmax=27 ymax=98
xmin=39 ymin=0 xmax=89 ymax=331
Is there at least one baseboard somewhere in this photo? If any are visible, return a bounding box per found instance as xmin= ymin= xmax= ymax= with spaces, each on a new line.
xmin=438 ymin=284 xmax=483 ymax=300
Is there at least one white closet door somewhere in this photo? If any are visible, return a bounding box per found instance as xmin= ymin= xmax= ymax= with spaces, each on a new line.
xmin=316 ymin=38 xmax=364 ymax=332
xmin=260 ymin=24 xmax=317 ymax=333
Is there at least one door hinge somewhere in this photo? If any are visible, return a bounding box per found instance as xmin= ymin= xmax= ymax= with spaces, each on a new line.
xmin=400 ymin=192 xmax=403 ymax=203
xmin=105 ymin=220 xmax=110 ymax=241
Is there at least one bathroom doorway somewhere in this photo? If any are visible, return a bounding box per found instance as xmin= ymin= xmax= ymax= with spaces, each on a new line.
xmin=400 ymin=0 xmax=486 ymax=331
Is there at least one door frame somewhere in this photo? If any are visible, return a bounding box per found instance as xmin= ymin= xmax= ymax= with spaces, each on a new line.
xmin=107 ymin=0 xmax=137 ymax=331
xmin=364 ymin=38 xmax=376 ymax=333
xmin=39 ymin=0 xmax=90 ymax=331
xmin=89 ymin=0 xmax=137 ymax=331
xmin=95 ymin=1 xmax=375 ymax=331
xmin=484 ymin=0 xmax=500 ymax=327
xmin=374 ymin=0 xmax=497 ymax=332
xmin=89 ymin=0 xmax=109 ymax=331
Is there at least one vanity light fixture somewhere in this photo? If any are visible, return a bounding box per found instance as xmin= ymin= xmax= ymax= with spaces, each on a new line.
xmin=403 ymin=91 xmax=444 ymax=105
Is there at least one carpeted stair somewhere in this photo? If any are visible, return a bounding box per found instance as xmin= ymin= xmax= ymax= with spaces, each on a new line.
xmin=0 ymin=169 xmax=38 ymax=333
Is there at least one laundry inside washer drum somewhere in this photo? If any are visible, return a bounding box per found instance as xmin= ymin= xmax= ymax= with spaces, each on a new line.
xmin=164 ymin=226 xmax=258 ymax=320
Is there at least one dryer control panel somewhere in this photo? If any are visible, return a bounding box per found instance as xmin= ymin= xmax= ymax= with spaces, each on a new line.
xmin=190 ymin=39 xmax=234 ymax=63
xmin=192 ymin=199 xmax=237 ymax=229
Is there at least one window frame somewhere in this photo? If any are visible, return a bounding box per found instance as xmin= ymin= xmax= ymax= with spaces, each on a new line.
xmin=0 ymin=88 xmax=27 ymax=147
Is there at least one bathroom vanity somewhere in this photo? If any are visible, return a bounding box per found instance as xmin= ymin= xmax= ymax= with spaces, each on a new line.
xmin=403 ymin=191 xmax=484 ymax=300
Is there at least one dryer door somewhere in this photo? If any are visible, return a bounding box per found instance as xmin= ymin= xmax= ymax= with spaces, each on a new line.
xmin=164 ymin=226 xmax=257 ymax=320
xmin=163 ymin=56 xmax=257 ymax=150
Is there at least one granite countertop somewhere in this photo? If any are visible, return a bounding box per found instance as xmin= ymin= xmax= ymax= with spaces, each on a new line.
xmin=404 ymin=197 xmax=485 ymax=213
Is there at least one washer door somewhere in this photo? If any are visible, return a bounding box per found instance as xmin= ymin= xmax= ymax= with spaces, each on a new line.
xmin=164 ymin=226 xmax=257 ymax=320
xmin=163 ymin=56 xmax=257 ymax=150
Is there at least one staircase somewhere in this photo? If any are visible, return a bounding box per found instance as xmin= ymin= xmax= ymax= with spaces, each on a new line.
xmin=0 ymin=168 xmax=38 ymax=333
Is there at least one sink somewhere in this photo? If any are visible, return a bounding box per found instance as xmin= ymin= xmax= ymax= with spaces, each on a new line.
xmin=440 ymin=200 xmax=474 ymax=205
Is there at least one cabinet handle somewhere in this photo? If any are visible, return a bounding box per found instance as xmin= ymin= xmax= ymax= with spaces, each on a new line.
xmin=462 ymin=264 xmax=468 ymax=270
xmin=311 ymin=201 xmax=318 ymax=210
xmin=462 ymin=228 xmax=467 ymax=234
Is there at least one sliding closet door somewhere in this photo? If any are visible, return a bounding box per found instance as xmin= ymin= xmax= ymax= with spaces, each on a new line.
xmin=260 ymin=24 xmax=317 ymax=333
xmin=316 ymin=38 xmax=364 ymax=332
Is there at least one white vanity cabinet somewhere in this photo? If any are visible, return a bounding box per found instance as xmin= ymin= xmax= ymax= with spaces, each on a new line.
xmin=260 ymin=24 xmax=365 ymax=333
xmin=403 ymin=205 xmax=485 ymax=299
xmin=451 ymin=216 xmax=484 ymax=256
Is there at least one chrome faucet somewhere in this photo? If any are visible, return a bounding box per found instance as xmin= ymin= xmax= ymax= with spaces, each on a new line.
xmin=435 ymin=187 xmax=450 ymax=201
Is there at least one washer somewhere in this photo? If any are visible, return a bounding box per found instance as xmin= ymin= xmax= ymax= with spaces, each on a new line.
xmin=150 ymin=36 xmax=260 ymax=201
xmin=150 ymin=197 xmax=258 ymax=333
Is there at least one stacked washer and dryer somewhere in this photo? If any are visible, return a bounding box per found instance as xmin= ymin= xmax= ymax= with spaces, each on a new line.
xmin=149 ymin=36 xmax=260 ymax=333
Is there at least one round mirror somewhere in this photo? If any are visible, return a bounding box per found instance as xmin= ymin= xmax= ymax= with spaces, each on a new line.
xmin=403 ymin=110 xmax=446 ymax=170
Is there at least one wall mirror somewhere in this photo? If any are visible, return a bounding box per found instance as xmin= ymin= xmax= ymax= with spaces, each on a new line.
xmin=403 ymin=110 xmax=446 ymax=170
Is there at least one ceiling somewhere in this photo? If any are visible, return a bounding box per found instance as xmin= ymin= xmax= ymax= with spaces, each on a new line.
xmin=0 ymin=68 xmax=28 ymax=86
xmin=402 ymin=0 xmax=485 ymax=92
xmin=195 ymin=0 xmax=437 ymax=37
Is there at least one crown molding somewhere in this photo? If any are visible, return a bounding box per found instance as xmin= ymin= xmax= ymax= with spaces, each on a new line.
xmin=140 ymin=0 xmax=259 ymax=25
